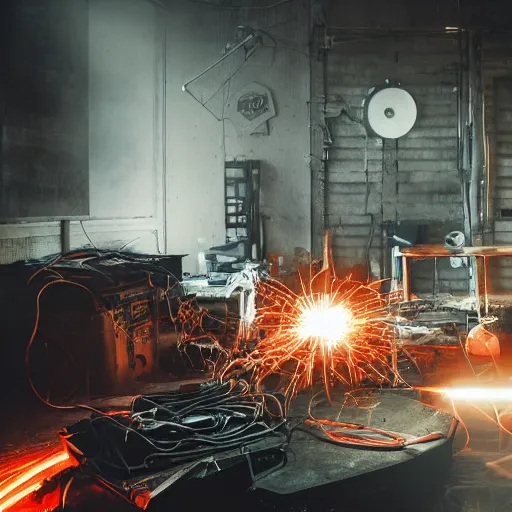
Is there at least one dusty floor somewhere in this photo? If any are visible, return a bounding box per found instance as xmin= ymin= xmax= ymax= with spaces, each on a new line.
xmin=2 ymin=336 xmax=512 ymax=512
xmin=0 ymin=380 xmax=206 ymax=453
xmin=1 ymin=382 xmax=512 ymax=511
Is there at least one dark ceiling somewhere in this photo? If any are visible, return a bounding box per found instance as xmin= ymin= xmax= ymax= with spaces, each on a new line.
xmin=325 ymin=0 xmax=512 ymax=31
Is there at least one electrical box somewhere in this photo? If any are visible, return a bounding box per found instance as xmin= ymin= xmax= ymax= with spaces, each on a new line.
xmin=100 ymin=281 xmax=159 ymax=394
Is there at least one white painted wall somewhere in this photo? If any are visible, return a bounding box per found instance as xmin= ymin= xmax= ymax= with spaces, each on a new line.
xmin=0 ymin=0 xmax=164 ymax=262
xmin=165 ymin=0 xmax=311 ymax=272
xmin=165 ymin=2 xmax=235 ymax=272
xmin=0 ymin=0 xmax=312 ymax=271
xmin=225 ymin=1 xmax=311 ymax=258
xmin=87 ymin=0 xmax=165 ymax=252
xmin=89 ymin=0 xmax=163 ymax=221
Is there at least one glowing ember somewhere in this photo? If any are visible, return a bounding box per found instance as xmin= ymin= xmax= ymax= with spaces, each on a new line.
xmin=0 ymin=447 xmax=76 ymax=511
xmin=0 ymin=483 xmax=41 ymax=512
xmin=443 ymin=387 xmax=512 ymax=402
xmin=295 ymin=294 xmax=353 ymax=349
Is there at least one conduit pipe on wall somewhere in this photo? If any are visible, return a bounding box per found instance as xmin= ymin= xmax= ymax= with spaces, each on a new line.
xmin=468 ymin=31 xmax=485 ymax=243
xmin=481 ymin=35 xmax=492 ymax=243
xmin=458 ymin=29 xmax=471 ymax=243
xmin=182 ymin=32 xmax=258 ymax=117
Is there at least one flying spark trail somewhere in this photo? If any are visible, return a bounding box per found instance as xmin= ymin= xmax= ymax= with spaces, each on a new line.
xmin=219 ymin=233 xmax=403 ymax=405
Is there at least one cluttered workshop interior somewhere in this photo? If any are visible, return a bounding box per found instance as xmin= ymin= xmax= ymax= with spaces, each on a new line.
xmin=4 ymin=0 xmax=512 ymax=510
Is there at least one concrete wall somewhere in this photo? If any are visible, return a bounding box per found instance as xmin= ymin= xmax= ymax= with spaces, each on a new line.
xmin=165 ymin=3 xmax=234 ymax=272
xmin=0 ymin=0 xmax=164 ymax=262
xmin=87 ymin=0 xmax=165 ymax=252
xmin=0 ymin=0 xmax=311 ymax=272
xmin=89 ymin=0 xmax=164 ymax=222
xmin=324 ymin=35 xmax=467 ymax=294
xmin=165 ymin=1 xmax=311 ymax=272
xmin=325 ymin=0 xmax=512 ymax=31
xmin=0 ymin=0 xmax=89 ymax=219
xmin=224 ymin=3 xmax=311 ymax=259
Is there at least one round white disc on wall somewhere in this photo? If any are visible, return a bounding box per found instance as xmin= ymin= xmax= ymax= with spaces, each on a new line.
xmin=366 ymin=87 xmax=417 ymax=139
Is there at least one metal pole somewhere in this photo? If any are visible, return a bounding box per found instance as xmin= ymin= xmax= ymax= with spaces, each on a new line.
xmin=310 ymin=20 xmax=327 ymax=258
xmin=61 ymin=220 xmax=70 ymax=253
xmin=469 ymin=31 xmax=484 ymax=244
xmin=182 ymin=33 xmax=256 ymax=94
xmin=468 ymin=31 xmax=485 ymax=298
xmin=402 ymin=256 xmax=410 ymax=301
xmin=459 ymin=29 xmax=471 ymax=242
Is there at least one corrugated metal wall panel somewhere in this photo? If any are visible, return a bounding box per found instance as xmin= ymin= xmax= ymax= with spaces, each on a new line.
xmin=325 ymin=36 xmax=467 ymax=293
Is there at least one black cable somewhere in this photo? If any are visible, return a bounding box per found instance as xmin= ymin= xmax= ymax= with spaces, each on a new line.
xmin=31 ymin=248 xmax=184 ymax=293
xmin=62 ymin=382 xmax=286 ymax=476
xmin=118 ymin=237 xmax=141 ymax=251
xmin=80 ymin=221 xmax=98 ymax=250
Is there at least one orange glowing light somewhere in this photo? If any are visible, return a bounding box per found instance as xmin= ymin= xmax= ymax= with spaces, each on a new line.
xmin=414 ymin=385 xmax=512 ymax=449
xmin=443 ymin=387 xmax=512 ymax=402
xmin=295 ymin=294 xmax=353 ymax=349
xmin=0 ymin=447 xmax=76 ymax=512
xmin=0 ymin=483 xmax=41 ymax=512
xmin=217 ymin=233 xmax=402 ymax=405
xmin=0 ymin=450 xmax=69 ymax=502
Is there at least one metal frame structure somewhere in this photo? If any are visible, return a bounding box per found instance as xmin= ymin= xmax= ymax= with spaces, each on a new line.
xmin=394 ymin=244 xmax=512 ymax=316
xmin=224 ymin=160 xmax=261 ymax=260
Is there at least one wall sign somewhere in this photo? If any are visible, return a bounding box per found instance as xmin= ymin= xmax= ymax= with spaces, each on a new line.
xmin=226 ymin=82 xmax=276 ymax=135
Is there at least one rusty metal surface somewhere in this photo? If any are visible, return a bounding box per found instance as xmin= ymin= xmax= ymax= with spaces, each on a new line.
xmin=402 ymin=245 xmax=512 ymax=257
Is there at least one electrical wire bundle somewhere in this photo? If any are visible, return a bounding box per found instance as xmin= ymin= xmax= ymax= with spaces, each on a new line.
xmin=296 ymin=393 xmax=449 ymax=451
xmin=27 ymin=248 xmax=184 ymax=293
xmin=23 ymin=247 xmax=190 ymax=405
xmin=60 ymin=380 xmax=286 ymax=481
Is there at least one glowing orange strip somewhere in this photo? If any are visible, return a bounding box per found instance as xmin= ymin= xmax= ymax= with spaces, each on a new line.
xmin=0 ymin=482 xmax=42 ymax=512
xmin=0 ymin=451 xmax=69 ymax=501
xmin=443 ymin=387 xmax=512 ymax=402
xmin=0 ymin=450 xmax=72 ymax=511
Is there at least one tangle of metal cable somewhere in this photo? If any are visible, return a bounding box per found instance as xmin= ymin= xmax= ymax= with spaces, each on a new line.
xmin=25 ymin=248 xmax=184 ymax=408
xmin=61 ymin=380 xmax=286 ymax=475
xmin=219 ymin=272 xmax=405 ymax=410
xmin=300 ymin=393 xmax=447 ymax=450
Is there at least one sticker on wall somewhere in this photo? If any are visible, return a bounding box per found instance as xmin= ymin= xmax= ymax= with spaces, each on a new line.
xmin=226 ymin=83 xmax=276 ymax=135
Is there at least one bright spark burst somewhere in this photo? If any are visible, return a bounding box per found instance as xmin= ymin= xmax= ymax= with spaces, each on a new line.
xmin=218 ymin=234 xmax=402 ymax=405
xmin=295 ymin=294 xmax=353 ymax=349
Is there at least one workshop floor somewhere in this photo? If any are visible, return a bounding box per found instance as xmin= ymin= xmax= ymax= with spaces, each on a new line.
xmin=0 ymin=380 xmax=207 ymax=452
xmin=1 ymin=382 xmax=512 ymax=512
xmin=2 ymin=335 xmax=512 ymax=512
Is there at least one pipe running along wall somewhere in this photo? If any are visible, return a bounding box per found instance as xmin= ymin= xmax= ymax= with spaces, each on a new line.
xmin=468 ymin=31 xmax=485 ymax=244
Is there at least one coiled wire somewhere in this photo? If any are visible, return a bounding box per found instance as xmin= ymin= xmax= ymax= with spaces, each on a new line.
xmin=61 ymin=380 xmax=286 ymax=477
